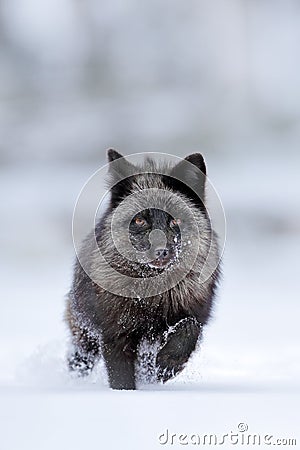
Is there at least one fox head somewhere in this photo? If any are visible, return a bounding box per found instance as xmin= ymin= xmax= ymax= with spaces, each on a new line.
xmin=104 ymin=150 xmax=209 ymax=272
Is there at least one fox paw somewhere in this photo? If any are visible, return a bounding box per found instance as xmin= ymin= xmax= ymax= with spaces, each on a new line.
xmin=156 ymin=318 xmax=201 ymax=383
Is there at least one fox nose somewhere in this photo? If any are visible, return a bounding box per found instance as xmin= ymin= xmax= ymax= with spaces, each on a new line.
xmin=154 ymin=247 xmax=169 ymax=259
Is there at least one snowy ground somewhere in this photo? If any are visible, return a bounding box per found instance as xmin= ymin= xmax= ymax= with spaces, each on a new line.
xmin=0 ymin=157 xmax=299 ymax=449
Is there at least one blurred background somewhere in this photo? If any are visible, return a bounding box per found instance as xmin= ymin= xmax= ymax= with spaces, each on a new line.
xmin=0 ymin=0 xmax=299 ymax=386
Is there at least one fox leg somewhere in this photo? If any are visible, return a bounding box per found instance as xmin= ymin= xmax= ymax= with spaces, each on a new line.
xmin=102 ymin=337 xmax=137 ymax=390
xmin=156 ymin=318 xmax=201 ymax=383
xmin=68 ymin=327 xmax=100 ymax=376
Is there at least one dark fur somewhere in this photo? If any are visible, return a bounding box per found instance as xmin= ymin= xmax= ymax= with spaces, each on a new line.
xmin=65 ymin=150 xmax=221 ymax=389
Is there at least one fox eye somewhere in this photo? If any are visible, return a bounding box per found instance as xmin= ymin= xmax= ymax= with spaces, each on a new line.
xmin=170 ymin=218 xmax=181 ymax=227
xmin=135 ymin=217 xmax=146 ymax=226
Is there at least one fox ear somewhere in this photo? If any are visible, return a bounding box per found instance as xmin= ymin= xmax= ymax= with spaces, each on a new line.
xmin=184 ymin=153 xmax=206 ymax=175
xmin=107 ymin=149 xmax=124 ymax=163
xmin=170 ymin=153 xmax=207 ymax=203
xmin=106 ymin=149 xmax=136 ymax=206
xmin=107 ymin=149 xmax=136 ymax=178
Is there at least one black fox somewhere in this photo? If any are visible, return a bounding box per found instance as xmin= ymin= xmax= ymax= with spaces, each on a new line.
xmin=65 ymin=150 xmax=221 ymax=389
